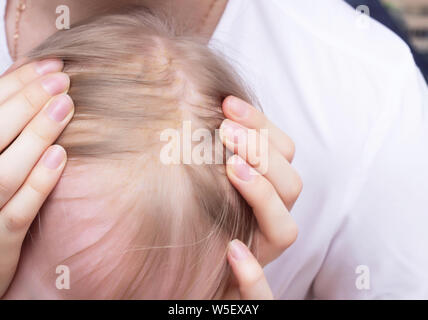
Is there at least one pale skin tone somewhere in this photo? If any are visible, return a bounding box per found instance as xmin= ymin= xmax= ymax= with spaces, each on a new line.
xmin=5 ymin=0 xmax=228 ymax=55
xmin=0 ymin=0 xmax=302 ymax=299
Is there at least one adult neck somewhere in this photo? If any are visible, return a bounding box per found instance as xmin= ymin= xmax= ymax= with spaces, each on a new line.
xmin=5 ymin=0 xmax=228 ymax=61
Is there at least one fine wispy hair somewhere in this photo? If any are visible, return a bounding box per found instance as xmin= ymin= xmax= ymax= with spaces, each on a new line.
xmin=27 ymin=5 xmax=258 ymax=299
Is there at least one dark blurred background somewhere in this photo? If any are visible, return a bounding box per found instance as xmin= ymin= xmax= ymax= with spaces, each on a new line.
xmin=345 ymin=0 xmax=428 ymax=82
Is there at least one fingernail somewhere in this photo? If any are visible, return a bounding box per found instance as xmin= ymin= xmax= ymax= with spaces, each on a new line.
xmin=42 ymin=146 xmax=65 ymax=169
xmin=35 ymin=59 xmax=64 ymax=76
xmin=46 ymin=95 xmax=73 ymax=122
xmin=41 ymin=73 xmax=69 ymax=96
xmin=229 ymin=239 xmax=250 ymax=261
xmin=221 ymin=120 xmax=247 ymax=144
xmin=229 ymin=155 xmax=253 ymax=181
xmin=226 ymin=97 xmax=249 ymax=118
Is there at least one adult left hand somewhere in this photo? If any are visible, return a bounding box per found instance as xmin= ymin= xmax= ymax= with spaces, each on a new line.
xmin=220 ymin=96 xmax=302 ymax=299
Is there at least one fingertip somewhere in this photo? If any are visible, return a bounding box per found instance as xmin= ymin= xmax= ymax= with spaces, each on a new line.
xmin=222 ymin=96 xmax=238 ymax=110
xmin=41 ymin=145 xmax=67 ymax=170
xmin=228 ymin=239 xmax=251 ymax=262
xmin=41 ymin=72 xmax=70 ymax=96
xmin=223 ymin=96 xmax=250 ymax=119
xmin=227 ymin=239 xmax=253 ymax=281
xmin=226 ymin=155 xmax=258 ymax=182
xmin=35 ymin=59 xmax=64 ymax=76
xmin=227 ymin=239 xmax=271 ymax=298
xmin=54 ymin=144 xmax=67 ymax=157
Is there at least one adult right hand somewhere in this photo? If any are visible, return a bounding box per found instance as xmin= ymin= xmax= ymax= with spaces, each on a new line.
xmin=0 ymin=60 xmax=74 ymax=297
xmin=220 ymin=96 xmax=302 ymax=299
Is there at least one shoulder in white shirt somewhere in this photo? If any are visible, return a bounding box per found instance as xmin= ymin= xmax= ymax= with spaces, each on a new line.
xmin=212 ymin=0 xmax=428 ymax=299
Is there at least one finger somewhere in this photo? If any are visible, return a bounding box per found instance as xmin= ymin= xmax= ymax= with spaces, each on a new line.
xmin=220 ymin=119 xmax=302 ymax=210
xmin=227 ymin=239 xmax=274 ymax=300
xmin=0 ymin=94 xmax=74 ymax=207
xmin=0 ymin=145 xmax=66 ymax=235
xmin=0 ymin=72 xmax=70 ymax=152
xmin=0 ymin=145 xmax=66 ymax=298
xmin=0 ymin=59 xmax=63 ymax=104
xmin=223 ymin=96 xmax=295 ymax=162
xmin=226 ymin=155 xmax=298 ymax=264
xmin=2 ymin=56 xmax=31 ymax=76
xmin=0 ymin=145 xmax=66 ymax=236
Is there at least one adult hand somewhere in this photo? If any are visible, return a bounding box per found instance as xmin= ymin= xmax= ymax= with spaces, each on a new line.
xmin=221 ymin=96 xmax=302 ymax=299
xmin=0 ymin=60 xmax=74 ymax=297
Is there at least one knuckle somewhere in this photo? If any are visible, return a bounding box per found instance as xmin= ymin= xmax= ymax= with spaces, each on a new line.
xmin=256 ymin=180 xmax=276 ymax=206
xmin=290 ymin=174 xmax=303 ymax=199
xmin=284 ymin=221 xmax=299 ymax=247
xmin=2 ymin=212 xmax=30 ymax=233
xmin=286 ymin=139 xmax=296 ymax=162
xmin=21 ymin=87 xmax=40 ymax=114
xmin=27 ymin=175 xmax=51 ymax=198
xmin=260 ymin=115 xmax=270 ymax=131
xmin=0 ymin=173 xmax=14 ymax=197
xmin=15 ymin=68 xmax=28 ymax=88
xmin=27 ymin=125 xmax=53 ymax=147
xmin=13 ymin=62 xmax=38 ymax=85
xmin=267 ymin=218 xmax=298 ymax=251
xmin=241 ymin=267 xmax=265 ymax=289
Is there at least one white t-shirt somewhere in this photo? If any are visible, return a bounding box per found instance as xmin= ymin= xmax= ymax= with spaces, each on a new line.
xmin=2 ymin=0 xmax=428 ymax=299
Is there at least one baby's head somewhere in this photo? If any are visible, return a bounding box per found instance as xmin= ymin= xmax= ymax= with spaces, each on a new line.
xmin=7 ymin=7 xmax=257 ymax=299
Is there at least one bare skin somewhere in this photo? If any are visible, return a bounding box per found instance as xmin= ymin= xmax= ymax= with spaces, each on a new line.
xmin=5 ymin=0 xmax=228 ymax=60
xmin=1 ymin=0 xmax=302 ymax=299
